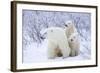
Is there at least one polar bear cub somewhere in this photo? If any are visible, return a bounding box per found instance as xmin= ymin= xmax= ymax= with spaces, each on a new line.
xmin=68 ymin=33 xmax=80 ymax=56
xmin=47 ymin=27 xmax=71 ymax=59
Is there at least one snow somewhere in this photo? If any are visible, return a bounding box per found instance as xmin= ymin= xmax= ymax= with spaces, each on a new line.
xmin=23 ymin=40 xmax=48 ymax=63
xmin=23 ymin=38 xmax=91 ymax=63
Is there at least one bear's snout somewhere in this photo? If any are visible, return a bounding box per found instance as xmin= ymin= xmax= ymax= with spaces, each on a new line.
xmin=71 ymin=39 xmax=73 ymax=41
xmin=65 ymin=24 xmax=68 ymax=27
xmin=40 ymin=36 xmax=45 ymax=40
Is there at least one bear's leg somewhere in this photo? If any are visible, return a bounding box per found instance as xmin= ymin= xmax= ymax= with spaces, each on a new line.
xmin=59 ymin=42 xmax=70 ymax=59
xmin=47 ymin=41 xmax=57 ymax=59
xmin=61 ymin=48 xmax=70 ymax=59
xmin=75 ymin=49 xmax=79 ymax=56
xmin=55 ymin=46 xmax=62 ymax=57
xmin=47 ymin=48 xmax=56 ymax=59
xmin=75 ymin=43 xmax=80 ymax=56
xmin=70 ymin=49 xmax=76 ymax=57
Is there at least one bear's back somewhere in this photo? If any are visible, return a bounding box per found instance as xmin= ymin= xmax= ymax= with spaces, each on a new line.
xmin=47 ymin=27 xmax=67 ymax=40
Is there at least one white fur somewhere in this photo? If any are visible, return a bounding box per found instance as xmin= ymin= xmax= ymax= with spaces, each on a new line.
xmin=64 ymin=20 xmax=80 ymax=56
xmin=47 ymin=27 xmax=71 ymax=59
xmin=64 ymin=20 xmax=78 ymax=38
xmin=68 ymin=33 xmax=80 ymax=56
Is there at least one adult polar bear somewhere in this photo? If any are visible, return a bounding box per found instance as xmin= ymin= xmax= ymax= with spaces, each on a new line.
xmin=46 ymin=27 xmax=71 ymax=59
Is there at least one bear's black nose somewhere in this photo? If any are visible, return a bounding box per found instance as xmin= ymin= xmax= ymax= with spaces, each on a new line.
xmin=40 ymin=36 xmax=45 ymax=39
xmin=65 ymin=24 xmax=68 ymax=27
xmin=71 ymin=39 xmax=73 ymax=41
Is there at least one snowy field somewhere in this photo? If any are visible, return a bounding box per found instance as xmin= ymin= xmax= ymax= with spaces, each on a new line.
xmin=22 ymin=10 xmax=91 ymax=63
xmin=23 ymin=38 xmax=91 ymax=63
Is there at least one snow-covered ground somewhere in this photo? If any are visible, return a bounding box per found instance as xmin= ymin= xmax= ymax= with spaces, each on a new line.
xmin=23 ymin=38 xmax=91 ymax=63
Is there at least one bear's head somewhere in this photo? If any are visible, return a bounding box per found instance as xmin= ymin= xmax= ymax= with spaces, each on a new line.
xmin=64 ymin=20 xmax=73 ymax=27
xmin=68 ymin=33 xmax=78 ymax=43
xmin=40 ymin=28 xmax=47 ymax=40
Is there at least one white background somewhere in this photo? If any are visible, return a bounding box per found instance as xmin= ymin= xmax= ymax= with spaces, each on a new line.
xmin=0 ymin=0 xmax=99 ymax=73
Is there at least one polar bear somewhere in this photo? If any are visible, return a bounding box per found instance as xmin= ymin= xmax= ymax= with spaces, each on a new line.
xmin=68 ymin=33 xmax=80 ymax=56
xmin=47 ymin=27 xmax=71 ymax=59
xmin=64 ymin=20 xmax=80 ymax=56
xmin=64 ymin=20 xmax=78 ymax=38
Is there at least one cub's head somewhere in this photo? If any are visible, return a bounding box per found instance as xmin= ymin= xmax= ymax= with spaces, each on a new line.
xmin=68 ymin=33 xmax=78 ymax=43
